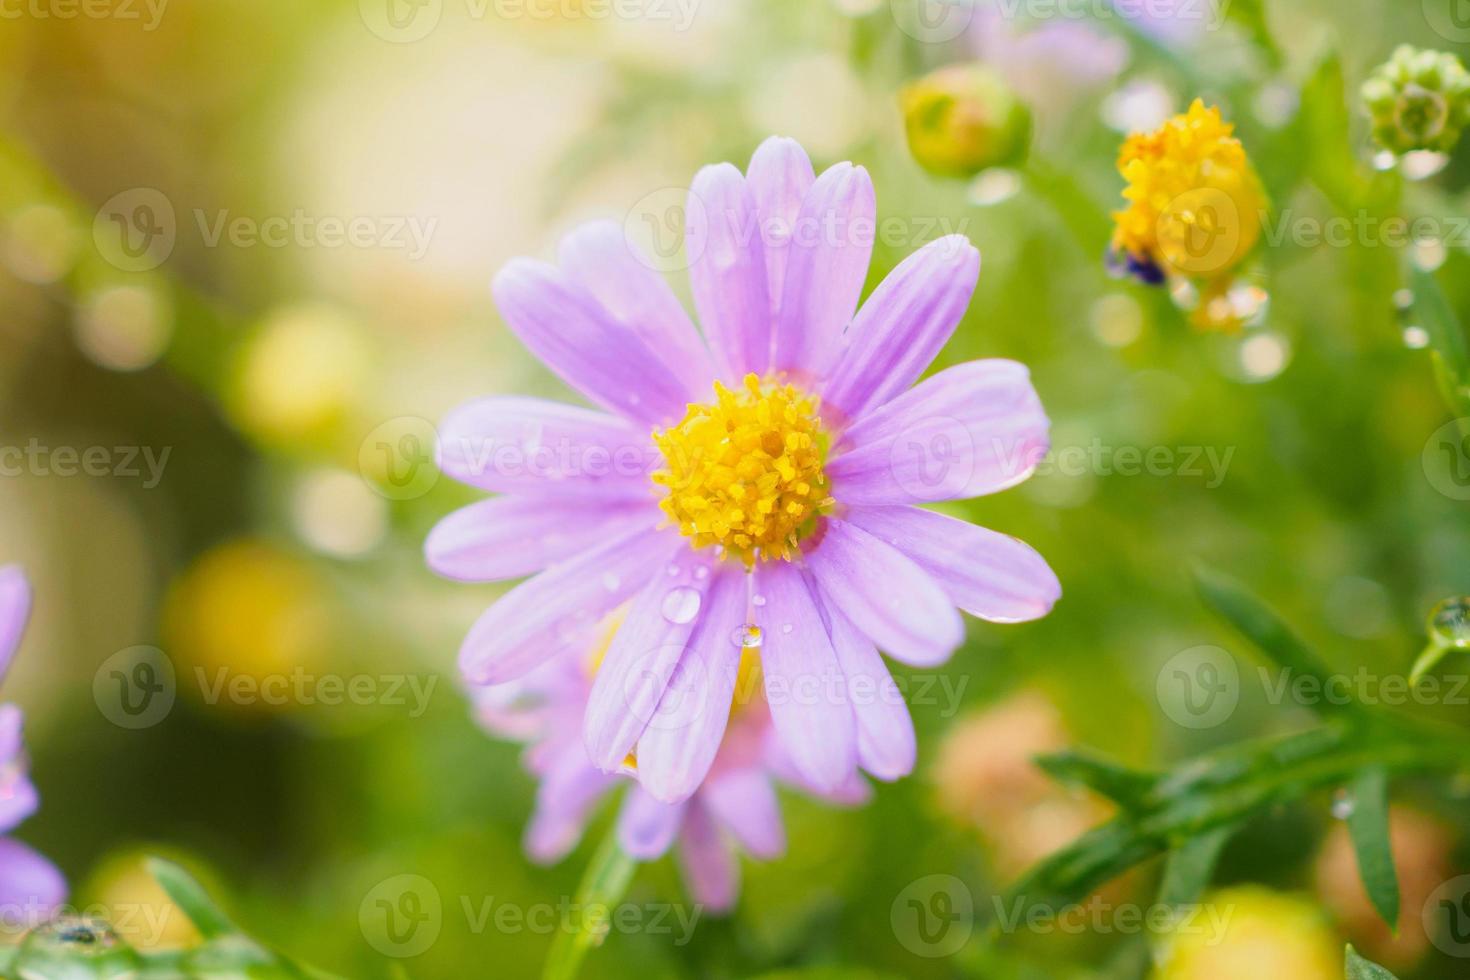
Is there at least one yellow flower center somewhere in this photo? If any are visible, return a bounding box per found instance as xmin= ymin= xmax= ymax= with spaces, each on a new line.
xmin=652 ymin=374 xmax=833 ymax=567
xmin=1111 ymin=99 xmax=1265 ymax=283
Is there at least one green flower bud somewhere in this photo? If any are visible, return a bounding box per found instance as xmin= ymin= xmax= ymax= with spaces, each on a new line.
xmin=901 ymin=64 xmax=1030 ymax=178
xmin=1361 ymin=45 xmax=1470 ymax=155
xmin=14 ymin=917 xmax=144 ymax=979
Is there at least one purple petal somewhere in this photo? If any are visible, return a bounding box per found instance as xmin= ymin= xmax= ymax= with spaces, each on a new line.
xmin=806 ymin=518 xmax=962 ymax=667
xmin=846 ymin=505 xmax=1060 ymax=623
xmin=557 ymin=220 xmax=715 ymax=399
xmin=686 ymin=163 xmax=771 ymax=379
xmin=754 ymin=562 xmax=856 ymax=792
xmin=616 ymin=785 xmax=686 ymax=859
xmin=635 ymin=569 xmax=745 ymax=804
xmin=826 ymin=359 xmax=1049 ymax=505
xmin=0 ymin=838 xmax=64 ymax=923
xmin=0 ymin=705 xmax=36 ymax=836
xmin=701 ymin=768 xmax=785 ymax=860
xmin=746 ymin=137 xmax=815 ymax=317
xmin=583 ymin=548 xmax=720 ymax=773
xmin=458 ymin=527 xmax=679 ymax=685
xmin=437 ymin=397 xmax=657 ymax=500
xmin=761 ymin=729 xmax=873 ymax=806
xmin=822 ymin=601 xmax=915 ymax=781
xmin=0 ymin=567 xmax=30 ymax=686
xmin=676 ymin=800 xmax=739 ymax=913
xmin=525 ymin=739 xmax=618 ymax=864
xmin=821 ymin=235 xmax=981 ymax=423
xmin=492 ymin=258 xmax=690 ymax=425
xmin=770 ymin=162 xmax=875 ymax=381
xmin=426 ymin=496 xmax=657 ymax=583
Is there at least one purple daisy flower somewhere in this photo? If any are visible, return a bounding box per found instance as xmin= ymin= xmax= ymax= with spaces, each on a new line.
xmin=473 ymin=629 xmax=866 ymax=912
xmin=428 ymin=136 xmax=1059 ymax=804
xmin=0 ymin=566 xmax=66 ymax=924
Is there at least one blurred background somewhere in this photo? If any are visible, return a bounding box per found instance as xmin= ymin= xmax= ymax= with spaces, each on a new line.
xmin=0 ymin=0 xmax=1468 ymax=976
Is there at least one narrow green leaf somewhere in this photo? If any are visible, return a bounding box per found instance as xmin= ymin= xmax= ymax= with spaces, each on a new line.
xmin=1194 ymin=566 xmax=1341 ymax=703
xmin=1345 ymin=944 xmax=1401 ymax=979
xmin=1035 ymin=751 xmax=1156 ymax=810
xmin=147 ymin=857 xmax=237 ymax=940
xmin=1345 ymin=769 xmax=1400 ymax=929
xmin=1413 ymin=265 xmax=1470 ymax=400
xmin=1157 ymin=827 xmax=1233 ymax=909
xmin=542 ymin=830 xmax=639 ymax=980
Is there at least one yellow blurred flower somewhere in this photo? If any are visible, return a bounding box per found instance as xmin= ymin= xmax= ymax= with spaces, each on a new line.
xmin=1154 ymin=886 xmax=1340 ymax=980
xmin=163 ymin=539 xmax=331 ymax=715
xmin=1110 ymin=100 xmax=1265 ymax=329
xmin=229 ymin=304 xmax=371 ymax=449
xmin=84 ymin=852 xmax=204 ymax=952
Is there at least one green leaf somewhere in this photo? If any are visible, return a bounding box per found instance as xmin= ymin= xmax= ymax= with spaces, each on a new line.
xmin=992 ymin=719 xmax=1469 ymax=925
xmin=1413 ymin=266 xmax=1470 ymax=415
xmin=1194 ymin=566 xmax=1343 ymax=706
xmin=1035 ymin=751 xmax=1156 ymax=810
xmin=1157 ymin=826 xmax=1233 ymax=909
xmin=1345 ymin=944 xmax=1401 ymax=979
xmin=1345 ymin=769 xmax=1400 ymax=929
xmin=542 ymin=830 xmax=639 ymax=980
xmin=146 ymin=857 xmax=238 ymax=940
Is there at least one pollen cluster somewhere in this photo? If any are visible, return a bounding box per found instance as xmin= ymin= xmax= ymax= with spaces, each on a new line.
xmin=1111 ymin=99 xmax=1265 ymax=285
xmin=652 ymin=375 xmax=833 ymax=566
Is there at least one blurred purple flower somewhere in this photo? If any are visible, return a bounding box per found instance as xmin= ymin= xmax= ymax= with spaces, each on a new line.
xmin=427 ymin=136 xmax=1059 ymax=808
xmin=0 ymin=567 xmax=65 ymax=924
xmin=968 ymin=4 xmax=1128 ymax=122
xmin=474 ymin=647 xmax=866 ymax=912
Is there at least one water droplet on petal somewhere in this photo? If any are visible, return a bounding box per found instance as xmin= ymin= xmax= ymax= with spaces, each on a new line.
xmin=693 ymin=565 xmax=710 ymax=581
xmin=780 ymin=623 xmax=794 ymax=635
xmin=601 ymin=573 xmax=621 ymax=592
xmin=731 ymin=624 xmax=763 ymax=648
xmin=661 ymin=586 xmax=702 ymax=625
xmin=752 ymin=594 xmax=766 ymax=607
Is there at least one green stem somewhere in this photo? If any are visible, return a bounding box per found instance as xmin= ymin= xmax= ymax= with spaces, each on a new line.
xmin=541 ymin=829 xmax=639 ymax=980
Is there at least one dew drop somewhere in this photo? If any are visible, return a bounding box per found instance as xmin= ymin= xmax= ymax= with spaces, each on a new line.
xmin=1330 ymin=788 xmax=1355 ymax=820
xmin=752 ymin=594 xmax=767 ymax=607
xmin=601 ymin=573 xmax=621 ymax=592
xmin=693 ymin=565 xmax=710 ymax=581
xmin=661 ymin=586 xmax=702 ymax=625
xmin=780 ymin=623 xmax=794 ymax=635
xmin=1403 ymin=325 xmax=1430 ymax=349
xmin=731 ymin=624 xmax=763 ymax=648
xmin=1429 ymin=597 xmax=1470 ymax=650
xmin=666 ymin=564 xmax=680 ymax=577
